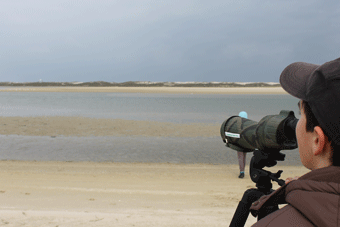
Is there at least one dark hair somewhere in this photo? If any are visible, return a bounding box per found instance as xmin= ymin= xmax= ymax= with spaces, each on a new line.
xmin=302 ymin=101 xmax=340 ymax=166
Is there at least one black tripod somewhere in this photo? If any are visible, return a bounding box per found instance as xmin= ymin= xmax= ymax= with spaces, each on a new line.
xmin=229 ymin=149 xmax=286 ymax=227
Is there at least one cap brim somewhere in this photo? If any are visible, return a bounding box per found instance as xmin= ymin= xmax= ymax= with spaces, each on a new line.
xmin=280 ymin=62 xmax=320 ymax=100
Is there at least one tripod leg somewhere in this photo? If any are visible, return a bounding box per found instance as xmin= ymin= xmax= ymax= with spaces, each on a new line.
xmin=230 ymin=189 xmax=265 ymax=227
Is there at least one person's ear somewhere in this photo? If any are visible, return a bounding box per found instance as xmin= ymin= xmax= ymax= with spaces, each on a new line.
xmin=313 ymin=126 xmax=326 ymax=156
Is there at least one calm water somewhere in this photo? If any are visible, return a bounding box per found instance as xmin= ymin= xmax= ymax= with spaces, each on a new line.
xmin=0 ymin=92 xmax=299 ymax=123
xmin=0 ymin=91 xmax=302 ymax=165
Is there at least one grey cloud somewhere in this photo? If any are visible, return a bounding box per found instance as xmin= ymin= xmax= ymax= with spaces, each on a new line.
xmin=0 ymin=0 xmax=339 ymax=82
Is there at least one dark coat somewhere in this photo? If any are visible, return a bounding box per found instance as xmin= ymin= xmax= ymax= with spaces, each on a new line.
xmin=250 ymin=166 xmax=340 ymax=227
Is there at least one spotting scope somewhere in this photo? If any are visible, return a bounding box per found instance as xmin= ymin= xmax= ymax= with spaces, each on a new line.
xmin=222 ymin=111 xmax=299 ymax=227
xmin=220 ymin=110 xmax=298 ymax=153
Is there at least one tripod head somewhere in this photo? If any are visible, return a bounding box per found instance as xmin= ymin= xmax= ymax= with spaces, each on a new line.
xmin=250 ymin=149 xmax=286 ymax=192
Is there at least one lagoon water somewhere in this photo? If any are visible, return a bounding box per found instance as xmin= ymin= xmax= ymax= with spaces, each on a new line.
xmin=0 ymin=91 xmax=302 ymax=165
xmin=0 ymin=92 xmax=299 ymax=123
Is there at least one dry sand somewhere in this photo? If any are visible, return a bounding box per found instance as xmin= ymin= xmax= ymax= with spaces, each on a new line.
xmin=0 ymin=161 xmax=308 ymax=227
xmin=0 ymin=86 xmax=287 ymax=94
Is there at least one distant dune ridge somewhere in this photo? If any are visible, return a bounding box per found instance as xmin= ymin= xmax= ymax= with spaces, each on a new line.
xmin=0 ymin=81 xmax=280 ymax=87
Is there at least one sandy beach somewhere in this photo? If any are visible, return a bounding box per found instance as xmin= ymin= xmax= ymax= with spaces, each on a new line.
xmin=0 ymin=161 xmax=308 ymax=227
xmin=0 ymin=86 xmax=287 ymax=94
xmin=0 ymin=115 xmax=307 ymax=226
xmin=0 ymin=86 xmax=305 ymax=226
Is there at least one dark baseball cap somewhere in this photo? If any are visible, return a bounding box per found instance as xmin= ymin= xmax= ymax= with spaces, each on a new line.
xmin=280 ymin=57 xmax=340 ymax=144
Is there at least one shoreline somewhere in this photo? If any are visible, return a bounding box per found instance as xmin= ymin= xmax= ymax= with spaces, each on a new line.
xmin=0 ymin=160 xmax=308 ymax=226
xmin=0 ymin=86 xmax=287 ymax=94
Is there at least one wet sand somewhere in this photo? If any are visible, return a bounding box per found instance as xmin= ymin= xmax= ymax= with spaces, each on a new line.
xmin=0 ymin=116 xmax=302 ymax=165
xmin=0 ymin=161 xmax=308 ymax=227
xmin=0 ymin=116 xmax=219 ymax=137
xmin=0 ymin=86 xmax=287 ymax=94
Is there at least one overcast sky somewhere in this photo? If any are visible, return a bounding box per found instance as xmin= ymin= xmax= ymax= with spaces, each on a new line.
xmin=1 ymin=0 xmax=339 ymax=83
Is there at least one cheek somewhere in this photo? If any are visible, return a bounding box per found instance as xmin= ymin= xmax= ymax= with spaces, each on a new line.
xmin=296 ymin=119 xmax=304 ymax=145
xmin=296 ymin=118 xmax=313 ymax=169
xmin=296 ymin=120 xmax=305 ymax=152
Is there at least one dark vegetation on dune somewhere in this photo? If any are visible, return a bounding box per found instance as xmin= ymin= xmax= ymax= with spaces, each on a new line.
xmin=0 ymin=81 xmax=280 ymax=87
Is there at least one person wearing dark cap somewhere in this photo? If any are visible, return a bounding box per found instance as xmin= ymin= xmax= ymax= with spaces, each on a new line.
xmin=250 ymin=57 xmax=340 ymax=227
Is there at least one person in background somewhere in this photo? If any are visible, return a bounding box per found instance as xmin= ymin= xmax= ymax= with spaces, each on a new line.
xmin=237 ymin=111 xmax=248 ymax=178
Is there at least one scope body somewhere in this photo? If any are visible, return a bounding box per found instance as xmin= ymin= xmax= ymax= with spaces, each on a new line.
xmin=220 ymin=110 xmax=298 ymax=153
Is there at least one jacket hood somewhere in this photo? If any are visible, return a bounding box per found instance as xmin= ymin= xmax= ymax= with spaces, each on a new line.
xmin=285 ymin=166 xmax=340 ymax=227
